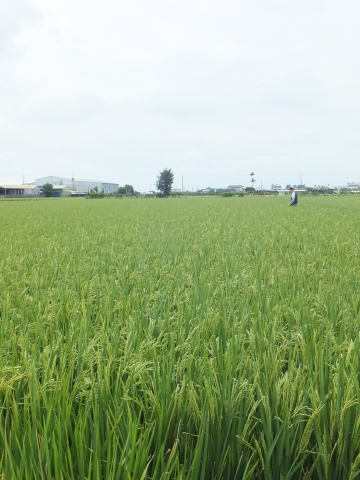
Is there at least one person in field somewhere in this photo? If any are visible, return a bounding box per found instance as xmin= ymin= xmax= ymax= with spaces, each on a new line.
xmin=289 ymin=187 xmax=298 ymax=206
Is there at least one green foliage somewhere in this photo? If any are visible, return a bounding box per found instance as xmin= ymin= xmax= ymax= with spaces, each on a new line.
xmin=117 ymin=184 xmax=135 ymax=195
xmin=42 ymin=183 xmax=54 ymax=197
xmin=245 ymin=187 xmax=255 ymax=192
xmin=222 ymin=192 xmax=234 ymax=197
xmin=1 ymin=196 xmax=360 ymax=478
xmin=156 ymin=168 xmax=174 ymax=197
xmin=87 ymin=186 xmax=104 ymax=199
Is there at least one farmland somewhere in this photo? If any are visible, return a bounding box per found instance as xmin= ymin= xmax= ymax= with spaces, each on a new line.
xmin=0 ymin=195 xmax=360 ymax=479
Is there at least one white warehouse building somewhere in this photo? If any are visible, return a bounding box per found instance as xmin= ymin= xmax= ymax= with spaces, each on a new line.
xmin=35 ymin=176 xmax=119 ymax=195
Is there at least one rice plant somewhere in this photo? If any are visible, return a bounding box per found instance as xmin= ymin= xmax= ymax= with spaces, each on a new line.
xmin=0 ymin=195 xmax=360 ymax=479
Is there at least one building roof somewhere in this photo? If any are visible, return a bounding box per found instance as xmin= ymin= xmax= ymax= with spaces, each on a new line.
xmin=36 ymin=176 xmax=118 ymax=185
xmin=0 ymin=184 xmax=36 ymax=189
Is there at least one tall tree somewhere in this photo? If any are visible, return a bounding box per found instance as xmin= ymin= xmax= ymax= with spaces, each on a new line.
xmin=42 ymin=183 xmax=54 ymax=197
xmin=156 ymin=169 xmax=174 ymax=197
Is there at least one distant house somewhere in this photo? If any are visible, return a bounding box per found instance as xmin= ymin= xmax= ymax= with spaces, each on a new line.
xmin=277 ymin=189 xmax=307 ymax=196
xmin=0 ymin=184 xmax=39 ymax=197
xmin=346 ymin=182 xmax=360 ymax=190
xmin=227 ymin=185 xmax=244 ymax=192
xmin=271 ymin=183 xmax=282 ymax=191
xmin=334 ymin=183 xmax=360 ymax=193
xmin=71 ymin=192 xmax=87 ymax=197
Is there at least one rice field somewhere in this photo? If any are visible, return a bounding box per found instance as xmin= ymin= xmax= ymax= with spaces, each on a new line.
xmin=1 ymin=195 xmax=360 ymax=479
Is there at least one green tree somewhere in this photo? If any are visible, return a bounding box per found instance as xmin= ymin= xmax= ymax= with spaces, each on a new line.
xmin=245 ymin=187 xmax=255 ymax=193
xmin=117 ymin=185 xmax=135 ymax=195
xmin=156 ymin=169 xmax=174 ymax=197
xmin=42 ymin=183 xmax=54 ymax=197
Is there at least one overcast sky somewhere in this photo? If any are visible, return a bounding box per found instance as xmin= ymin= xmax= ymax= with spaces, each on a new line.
xmin=1 ymin=0 xmax=360 ymax=190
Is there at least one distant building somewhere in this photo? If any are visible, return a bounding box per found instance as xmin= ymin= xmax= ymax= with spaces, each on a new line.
xmin=71 ymin=192 xmax=87 ymax=197
xmin=271 ymin=183 xmax=282 ymax=191
xmin=277 ymin=188 xmax=307 ymax=196
xmin=227 ymin=185 xmax=244 ymax=192
xmin=0 ymin=184 xmax=39 ymax=196
xmin=35 ymin=176 xmax=119 ymax=194
xmin=334 ymin=181 xmax=360 ymax=191
xmin=50 ymin=185 xmax=73 ymax=197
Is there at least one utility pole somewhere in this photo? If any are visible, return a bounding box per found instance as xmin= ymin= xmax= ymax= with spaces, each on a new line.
xmin=300 ymin=173 xmax=302 ymax=187
xmin=22 ymin=174 xmax=24 ymax=185
xmin=182 ymin=176 xmax=183 ymax=193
